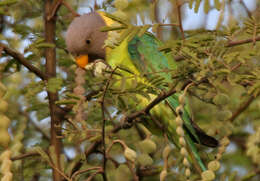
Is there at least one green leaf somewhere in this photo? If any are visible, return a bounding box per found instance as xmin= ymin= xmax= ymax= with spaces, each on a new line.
xmin=189 ymin=0 xmax=195 ymax=9
xmin=214 ymin=0 xmax=221 ymax=10
xmin=46 ymin=77 xmax=63 ymax=93
xmin=204 ymin=0 xmax=210 ymax=13
xmin=55 ymin=99 xmax=77 ymax=105
xmin=0 ymin=0 xmax=18 ymax=6
xmin=103 ymin=12 xmax=128 ymax=26
xmin=195 ymin=0 xmax=202 ymax=13
xmin=35 ymin=43 xmax=56 ymax=48
xmin=100 ymin=25 xmax=126 ymax=32
xmin=33 ymin=146 xmax=52 ymax=165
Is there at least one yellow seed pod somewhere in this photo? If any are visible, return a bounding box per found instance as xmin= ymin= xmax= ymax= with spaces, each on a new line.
xmin=160 ymin=169 xmax=167 ymax=181
xmin=183 ymin=158 xmax=189 ymax=167
xmin=185 ymin=168 xmax=191 ymax=177
xmin=179 ymin=137 xmax=186 ymax=146
xmin=208 ymin=160 xmax=220 ymax=171
xmin=1 ymin=172 xmax=13 ymax=181
xmin=178 ymin=94 xmax=185 ymax=105
xmin=175 ymin=117 xmax=183 ymax=126
xmin=11 ymin=142 xmax=23 ymax=152
xmin=0 ymin=99 xmax=8 ymax=113
xmin=216 ymin=153 xmax=222 ymax=160
xmin=124 ymin=147 xmax=137 ymax=163
xmin=180 ymin=147 xmax=188 ymax=156
xmin=0 ymin=82 xmax=7 ymax=98
xmin=176 ymin=127 xmax=184 ymax=136
xmin=137 ymin=153 xmax=153 ymax=166
xmin=0 ymin=150 xmax=12 ymax=161
xmin=220 ymin=137 xmax=230 ymax=146
xmin=0 ymin=131 xmax=10 ymax=147
xmin=201 ymin=170 xmax=215 ymax=181
xmin=176 ymin=106 xmax=183 ymax=115
xmin=162 ymin=145 xmax=171 ymax=160
xmin=218 ymin=146 xmax=226 ymax=154
xmin=0 ymin=115 xmax=11 ymax=129
xmin=139 ymin=139 xmax=157 ymax=154
xmin=0 ymin=159 xmax=12 ymax=173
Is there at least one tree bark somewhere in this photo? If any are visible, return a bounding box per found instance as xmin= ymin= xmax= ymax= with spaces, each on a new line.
xmin=44 ymin=1 xmax=62 ymax=181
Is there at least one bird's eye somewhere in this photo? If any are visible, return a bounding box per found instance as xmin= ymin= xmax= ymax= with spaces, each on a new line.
xmin=86 ymin=39 xmax=91 ymax=45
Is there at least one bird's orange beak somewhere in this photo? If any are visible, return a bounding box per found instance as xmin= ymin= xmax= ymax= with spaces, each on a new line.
xmin=75 ymin=55 xmax=89 ymax=68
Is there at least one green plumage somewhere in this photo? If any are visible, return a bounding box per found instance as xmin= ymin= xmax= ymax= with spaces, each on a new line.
xmin=107 ymin=33 xmax=218 ymax=171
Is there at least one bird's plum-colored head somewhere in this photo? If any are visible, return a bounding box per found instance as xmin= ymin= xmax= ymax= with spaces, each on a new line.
xmin=66 ymin=12 xmax=107 ymax=63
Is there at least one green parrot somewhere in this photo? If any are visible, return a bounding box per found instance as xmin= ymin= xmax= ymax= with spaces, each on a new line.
xmin=65 ymin=11 xmax=218 ymax=171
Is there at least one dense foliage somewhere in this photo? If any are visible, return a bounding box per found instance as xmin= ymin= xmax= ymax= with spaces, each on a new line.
xmin=0 ymin=0 xmax=260 ymax=181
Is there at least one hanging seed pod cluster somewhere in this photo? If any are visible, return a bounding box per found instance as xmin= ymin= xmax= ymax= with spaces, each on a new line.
xmin=201 ymin=136 xmax=229 ymax=181
xmin=176 ymin=93 xmax=191 ymax=181
xmin=0 ymin=81 xmax=12 ymax=181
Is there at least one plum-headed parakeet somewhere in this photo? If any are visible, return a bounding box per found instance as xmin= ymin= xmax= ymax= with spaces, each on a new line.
xmin=65 ymin=11 xmax=218 ymax=171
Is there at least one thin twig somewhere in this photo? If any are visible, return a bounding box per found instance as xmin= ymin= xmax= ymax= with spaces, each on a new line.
xmin=85 ymin=170 xmax=103 ymax=181
xmin=0 ymin=42 xmax=47 ymax=80
xmin=239 ymin=0 xmax=252 ymax=18
xmin=0 ymin=45 xmax=3 ymax=57
xmin=126 ymin=162 xmax=139 ymax=181
xmin=176 ymin=0 xmax=185 ymax=40
xmin=226 ymin=36 xmax=260 ymax=47
xmin=47 ymin=0 xmax=62 ymax=20
xmin=100 ymin=67 xmax=117 ymax=181
xmin=11 ymin=152 xmax=39 ymax=161
xmin=62 ymin=1 xmax=80 ymax=17
xmin=48 ymin=0 xmax=80 ymax=20
xmin=71 ymin=167 xmax=102 ymax=180
xmin=158 ymin=23 xmax=179 ymax=27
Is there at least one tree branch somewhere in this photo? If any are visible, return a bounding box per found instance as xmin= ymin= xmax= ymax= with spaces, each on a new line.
xmin=44 ymin=1 xmax=62 ymax=180
xmin=0 ymin=42 xmax=48 ymax=80
xmin=48 ymin=0 xmax=79 ymax=21
xmin=11 ymin=152 xmax=39 ymax=161
xmin=229 ymin=93 xmax=260 ymax=122
xmin=226 ymin=36 xmax=260 ymax=47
